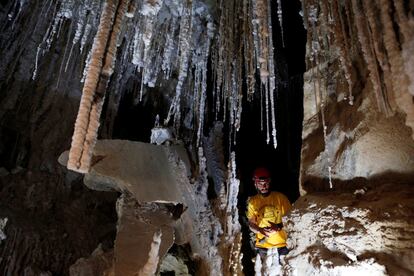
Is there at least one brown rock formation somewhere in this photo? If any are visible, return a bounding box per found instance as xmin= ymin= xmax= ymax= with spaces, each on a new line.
xmin=300 ymin=0 xmax=414 ymax=194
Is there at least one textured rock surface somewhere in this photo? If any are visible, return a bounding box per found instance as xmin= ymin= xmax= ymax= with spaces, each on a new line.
xmin=84 ymin=140 xmax=184 ymax=203
xmin=300 ymin=0 xmax=414 ymax=193
xmin=288 ymin=1 xmax=414 ymax=275
xmin=284 ymin=182 xmax=414 ymax=275
xmin=68 ymin=139 xmax=223 ymax=275
xmin=69 ymin=245 xmax=114 ymax=276
xmin=114 ymin=195 xmax=175 ymax=275
xmin=301 ymin=77 xmax=414 ymax=193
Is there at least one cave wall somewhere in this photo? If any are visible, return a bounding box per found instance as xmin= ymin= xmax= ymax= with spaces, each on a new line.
xmin=0 ymin=2 xmax=119 ymax=274
xmin=300 ymin=0 xmax=414 ymax=194
xmin=286 ymin=2 xmax=414 ymax=274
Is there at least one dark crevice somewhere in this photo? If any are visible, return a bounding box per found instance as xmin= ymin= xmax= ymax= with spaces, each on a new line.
xmin=236 ymin=0 xmax=306 ymax=273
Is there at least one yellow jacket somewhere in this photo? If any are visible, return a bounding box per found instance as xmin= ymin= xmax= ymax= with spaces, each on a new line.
xmin=246 ymin=191 xmax=292 ymax=248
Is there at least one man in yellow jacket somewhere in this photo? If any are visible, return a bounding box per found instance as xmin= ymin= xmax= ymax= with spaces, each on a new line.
xmin=246 ymin=167 xmax=292 ymax=262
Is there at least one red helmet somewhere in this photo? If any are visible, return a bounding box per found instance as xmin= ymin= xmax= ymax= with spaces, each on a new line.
xmin=253 ymin=167 xmax=270 ymax=179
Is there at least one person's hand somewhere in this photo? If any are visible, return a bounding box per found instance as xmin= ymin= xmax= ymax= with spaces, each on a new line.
xmin=259 ymin=227 xmax=272 ymax=237
xmin=268 ymin=222 xmax=283 ymax=232
xmin=262 ymin=227 xmax=276 ymax=236
xmin=260 ymin=225 xmax=279 ymax=236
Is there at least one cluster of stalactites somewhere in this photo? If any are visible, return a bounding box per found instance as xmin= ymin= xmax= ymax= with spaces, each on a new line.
xmin=28 ymin=0 xmax=282 ymax=169
xmin=32 ymin=0 xmax=103 ymax=83
xmin=302 ymin=0 xmax=411 ymax=115
xmin=212 ymin=0 xmax=279 ymax=148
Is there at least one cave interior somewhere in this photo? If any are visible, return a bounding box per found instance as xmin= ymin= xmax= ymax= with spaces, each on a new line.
xmin=1 ymin=0 xmax=414 ymax=275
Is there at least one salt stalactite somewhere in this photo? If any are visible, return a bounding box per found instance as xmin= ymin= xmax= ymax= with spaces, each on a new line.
xmin=363 ymin=0 xmax=395 ymax=110
xmin=79 ymin=0 xmax=98 ymax=54
xmin=251 ymin=1 xmax=261 ymax=70
xmin=45 ymin=1 xmax=69 ymax=52
xmin=31 ymin=0 xmax=80 ymax=79
xmin=165 ymin=0 xmax=193 ymax=128
xmin=79 ymin=0 xmax=102 ymax=53
xmin=32 ymin=0 xmax=59 ymax=80
xmin=378 ymin=0 xmax=407 ymax=101
xmin=306 ymin=1 xmax=333 ymax=189
xmin=162 ymin=16 xmax=178 ymax=78
xmin=244 ymin=0 xmax=256 ymax=100
xmin=276 ymin=0 xmax=285 ymax=47
xmin=250 ymin=0 xmax=278 ymax=146
xmin=64 ymin=1 xmax=91 ymax=72
xmin=215 ymin=0 xmax=237 ymax=126
xmin=80 ymin=20 xmax=92 ymax=53
xmin=228 ymin=62 xmax=236 ymax=146
xmin=267 ymin=0 xmax=277 ymax=148
xmin=137 ymin=0 xmax=162 ymax=100
xmin=7 ymin=0 xmax=26 ymax=30
xmin=56 ymin=18 xmax=75 ymax=88
xmin=213 ymin=0 xmax=225 ymax=117
xmin=68 ymin=0 xmax=128 ymax=173
xmin=28 ymin=0 xmax=53 ymax=80
xmin=252 ymin=0 xmax=273 ymax=144
xmin=265 ymin=79 xmax=270 ymax=144
xmin=351 ymin=0 xmax=391 ymax=115
xmin=260 ymin=86 xmax=264 ymax=131
xmin=131 ymin=23 xmax=143 ymax=66
xmin=138 ymin=230 xmax=162 ymax=276
xmin=228 ymin=58 xmax=243 ymax=146
xmin=196 ymin=22 xmax=213 ymax=146
xmin=144 ymin=22 xmax=169 ymax=87
xmin=32 ymin=47 xmax=41 ymax=80
xmin=331 ymin=0 xmax=353 ymax=105
xmin=235 ymin=3 xmax=245 ymax=136
xmin=253 ymin=0 xmax=270 ymax=84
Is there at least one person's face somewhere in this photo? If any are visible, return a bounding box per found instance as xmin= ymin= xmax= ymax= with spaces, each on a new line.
xmin=254 ymin=177 xmax=271 ymax=194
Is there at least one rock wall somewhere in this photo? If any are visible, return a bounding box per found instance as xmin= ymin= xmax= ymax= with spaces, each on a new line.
xmin=284 ymin=1 xmax=414 ymax=275
xmin=0 ymin=2 xmax=118 ymax=274
xmin=285 ymin=182 xmax=414 ymax=275
xmin=300 ymin=0 xmax=414 ymax=194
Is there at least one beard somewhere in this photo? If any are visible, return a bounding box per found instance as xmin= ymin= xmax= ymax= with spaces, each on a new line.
xmin=256 ymin=188 xmax=270 ymax=197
